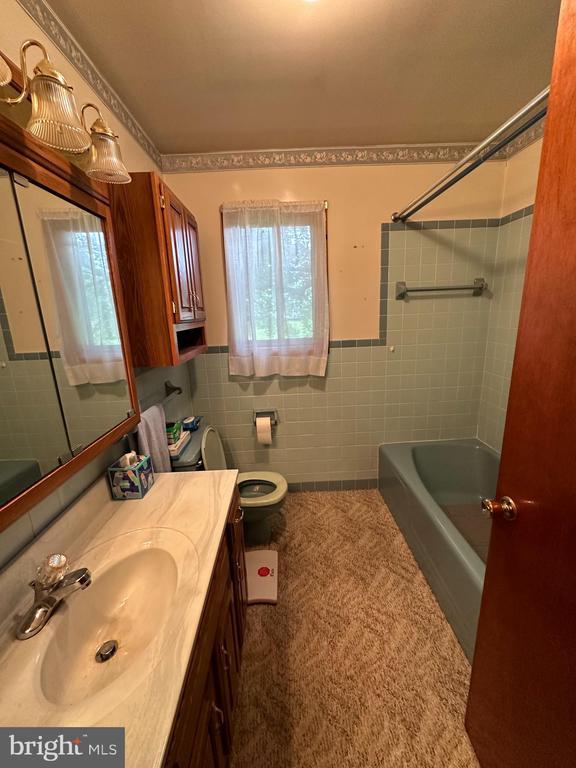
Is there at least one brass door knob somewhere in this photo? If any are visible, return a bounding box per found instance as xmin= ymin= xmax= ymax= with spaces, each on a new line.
xmin=481 ymin=496 xmax=518 ymax=521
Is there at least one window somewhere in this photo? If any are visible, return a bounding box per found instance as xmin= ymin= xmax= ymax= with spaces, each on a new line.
xmin=222 ymin=200 xmax=329 ymax=377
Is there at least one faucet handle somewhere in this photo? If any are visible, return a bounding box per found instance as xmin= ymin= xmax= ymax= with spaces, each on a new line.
xmin=35 ymin=554 xmax=69 ymax=589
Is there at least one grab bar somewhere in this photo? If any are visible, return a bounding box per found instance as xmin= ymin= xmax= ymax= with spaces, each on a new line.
xmin=395 ymin=277 xmax=487 ymax=300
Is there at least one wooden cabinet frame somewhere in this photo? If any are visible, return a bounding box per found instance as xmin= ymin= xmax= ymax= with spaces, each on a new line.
xmin=0 ymin=113 xmax=140 ymax=532
xmin=110 ymin=173 xmax=207 ymax=367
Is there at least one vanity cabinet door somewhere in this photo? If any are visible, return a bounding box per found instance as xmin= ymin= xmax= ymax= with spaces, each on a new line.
xmin=188 ymin=668 xmax=226 ymax=768
xmin=227 ymin=501 xmax=248 ymax=652
xmin=213 ymin=581 xmax=241 ymax=753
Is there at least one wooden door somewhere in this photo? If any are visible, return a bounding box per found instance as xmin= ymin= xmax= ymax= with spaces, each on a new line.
xmin=184 ymin=210 xmax=206 ymax=321
xmin=163 ymin=188 xmax=195 ymax=322
xmin=465 ymin=3 xmax=576 ymax=766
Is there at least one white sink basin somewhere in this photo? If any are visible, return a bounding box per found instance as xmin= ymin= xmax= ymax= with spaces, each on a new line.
xmin=0 ymin=527 xmax=199 ymax=714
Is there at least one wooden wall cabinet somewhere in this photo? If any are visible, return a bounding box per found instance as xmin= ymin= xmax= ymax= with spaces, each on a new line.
xmin=110 ymin=172 xmax=207 ymax=367
xmin=163 ymin=491 xmax=247 ymax=768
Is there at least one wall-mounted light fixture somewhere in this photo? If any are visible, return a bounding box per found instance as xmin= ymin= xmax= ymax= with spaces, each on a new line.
xmin=0 ymin=40 xmax=131 ymax=184
xmin=81 ymin=103 xmax=131 ymax=184
xmin=0 ymin=53 xmax=12 ymax=87
xmin=0 ymin=40 xmax=91 ymax=153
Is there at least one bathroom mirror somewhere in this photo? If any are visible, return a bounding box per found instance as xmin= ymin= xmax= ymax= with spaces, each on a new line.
xmin=0 ymin=109 xmax=139 ymax=530
xmin=13 ymin=178 xmax=132 ymax=450
xmin=0 ymin=170 xmax=71 ymax=504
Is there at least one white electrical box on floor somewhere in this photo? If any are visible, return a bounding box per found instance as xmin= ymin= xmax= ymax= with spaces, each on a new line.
xmin=245 ymin=550 xmax=278 ymax=605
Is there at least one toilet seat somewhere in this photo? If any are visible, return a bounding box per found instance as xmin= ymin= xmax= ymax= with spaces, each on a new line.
xmin=201 ymin=426 xmax=288 ymax=508
xmin=237 ymin=471 xmax=288 ymax=507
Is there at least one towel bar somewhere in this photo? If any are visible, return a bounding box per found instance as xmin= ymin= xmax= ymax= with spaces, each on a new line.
xmin=395 ymin=277 xmax=487 ymax=300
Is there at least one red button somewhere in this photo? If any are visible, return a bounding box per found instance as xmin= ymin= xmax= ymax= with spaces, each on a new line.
xmin=257 ymin=566 xmax=270 ymax=577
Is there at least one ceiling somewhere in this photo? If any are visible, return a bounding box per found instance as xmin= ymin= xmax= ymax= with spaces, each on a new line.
xmin=46 ymin=0 xmax=561 ymax=155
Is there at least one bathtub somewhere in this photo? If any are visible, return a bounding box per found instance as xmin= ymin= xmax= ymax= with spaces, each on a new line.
xmin=378 ymin=439 xmax=499 ymax=660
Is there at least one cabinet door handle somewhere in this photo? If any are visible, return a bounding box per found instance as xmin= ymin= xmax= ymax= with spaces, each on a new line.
xmin=188 ymin=289 xmax=195 ymax=309
xmin=220 ymin=643 xmax=230 ymax=671
xmin=236 ymin=559 xmax=243 ymax=582
xmin=212 ymin=703 xmax=225 ymax=729
xmin=234 ymin=507 xmax=244 ymax=524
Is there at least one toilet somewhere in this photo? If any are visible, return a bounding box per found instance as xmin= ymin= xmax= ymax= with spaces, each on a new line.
xmin=201 ymin=425 xmax=287 ymax=546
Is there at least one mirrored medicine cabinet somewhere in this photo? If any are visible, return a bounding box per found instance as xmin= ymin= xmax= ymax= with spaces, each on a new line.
xmin=0 ymin=69 xmax=139 ymax=531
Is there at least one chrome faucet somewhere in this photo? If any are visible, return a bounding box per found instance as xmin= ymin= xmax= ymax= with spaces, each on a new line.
xmin=16 ymin=554 xmax=91 ymax=640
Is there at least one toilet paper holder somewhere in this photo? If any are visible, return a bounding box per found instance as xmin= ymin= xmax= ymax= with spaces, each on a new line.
xmin=253 ymin=409 xmax=278 ymax=426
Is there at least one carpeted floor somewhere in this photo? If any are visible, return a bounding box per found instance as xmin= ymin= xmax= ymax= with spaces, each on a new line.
xmin=231 ymin=490 xmax=479 ymax=768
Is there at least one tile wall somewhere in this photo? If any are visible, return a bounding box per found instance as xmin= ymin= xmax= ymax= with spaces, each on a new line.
xmin=189 ymin=209 xmax=533 ymax=488
xmin=189 ymin=216 xmax=510 ymax=489
xmin=477 ymin=208 xmax=533 ymax=450
xmin=0 ymin=286 xmax=132 ymax=471
xmin=0 ymin=331 xmax=69 ymax=473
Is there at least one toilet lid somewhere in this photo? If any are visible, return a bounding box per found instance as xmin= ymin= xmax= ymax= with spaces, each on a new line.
xmin=201 ymin=426 xmax=228 ymax=471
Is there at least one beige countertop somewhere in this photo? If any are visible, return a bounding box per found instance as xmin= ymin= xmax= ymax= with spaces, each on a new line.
xmin=0 ymin=469 xmax=238 ymax=768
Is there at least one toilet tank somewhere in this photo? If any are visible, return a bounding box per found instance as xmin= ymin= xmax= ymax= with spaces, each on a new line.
xmin=171 ymin=425 xmax=206 ymax=472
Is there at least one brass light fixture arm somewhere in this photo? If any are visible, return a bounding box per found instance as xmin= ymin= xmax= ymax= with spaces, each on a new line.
xmin=1 ymin=39 xmax=49 ymax=105
xmin=81 ymin=102 xmax=117 ymax=138
xmin=81 ymin=102 xmax=102 ymax=131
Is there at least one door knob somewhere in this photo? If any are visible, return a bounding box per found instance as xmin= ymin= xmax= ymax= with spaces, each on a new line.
xmin=481 ymin=496 xmax=518 ymax=521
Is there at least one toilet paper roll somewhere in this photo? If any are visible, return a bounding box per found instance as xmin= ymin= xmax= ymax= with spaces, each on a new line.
xmin=256 ymin=415 xmax=273 ymax=445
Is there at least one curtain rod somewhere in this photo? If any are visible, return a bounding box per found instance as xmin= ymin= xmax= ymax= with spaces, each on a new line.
xmin=391 ymin=86 xmax=549 ymax=223
xmin=219 ymin=200 xmax=329 ymax=211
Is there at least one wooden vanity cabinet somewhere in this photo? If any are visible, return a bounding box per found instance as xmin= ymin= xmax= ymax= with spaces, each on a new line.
xmin=227 ymin=505 xmax=248 ymax=651
xmin=162 ymin=491 xmax=247 ymax=768
xmin=110 ymin=172 xmax=207 ymax=367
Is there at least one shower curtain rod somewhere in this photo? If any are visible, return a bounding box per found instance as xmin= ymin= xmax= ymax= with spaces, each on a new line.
xmin=391 ymin=86 xmax=550 ymax=223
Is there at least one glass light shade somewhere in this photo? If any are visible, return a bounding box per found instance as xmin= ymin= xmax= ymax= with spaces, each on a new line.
xmin=85 ymin=127 xmax=131 ymax=184
xmin=0 ymin=55 xmax=12 ymax=87
xmin=27 ymin=75 xmax=91 ymax=153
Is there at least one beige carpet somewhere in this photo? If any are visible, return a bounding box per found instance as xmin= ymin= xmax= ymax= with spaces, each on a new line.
xmin=231 ymin=490 xmax=479 ymax=768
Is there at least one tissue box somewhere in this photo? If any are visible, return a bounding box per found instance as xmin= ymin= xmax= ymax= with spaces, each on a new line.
xmin=107 ymin=455 xmax=154 ymax=500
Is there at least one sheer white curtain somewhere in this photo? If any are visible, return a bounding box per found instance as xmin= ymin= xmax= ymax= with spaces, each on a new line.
xmin=222 ymin=200 xmax=329 ymax=377
xmin=41 ymin=210 xmax=126 ymax=385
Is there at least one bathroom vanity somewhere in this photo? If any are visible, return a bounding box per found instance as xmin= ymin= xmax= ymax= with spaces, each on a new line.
xmin=163 ymin=479 xmax=247 ymax=768
xmin=0 ymin=471 xmax=247 ymax=768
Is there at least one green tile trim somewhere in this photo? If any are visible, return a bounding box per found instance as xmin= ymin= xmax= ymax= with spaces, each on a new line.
xmin=288 ymin=478 xmax=378 ymax=492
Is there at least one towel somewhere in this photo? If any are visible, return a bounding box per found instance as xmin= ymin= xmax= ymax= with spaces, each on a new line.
xmin=137 ymin=404 xmax=171 ymax=473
